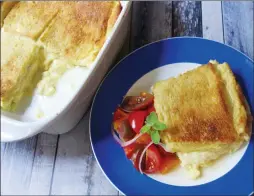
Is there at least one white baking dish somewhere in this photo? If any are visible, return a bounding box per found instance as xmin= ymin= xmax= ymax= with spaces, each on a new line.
xmin=1 ymin=1 xmax=132 ymax=142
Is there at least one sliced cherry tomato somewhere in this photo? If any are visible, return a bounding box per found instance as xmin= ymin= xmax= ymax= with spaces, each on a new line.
xmin=113 ymin=107 xmax=128 ymax=121
xmin=130 ymin=147 xmax=145 ymax=171
xmin=159 ymin=154 xmax=180 ymax=174
xmin=156 ymin=145 xmax=180 ymax=174
xmin=121 ymin=92 xmax=154 ymax=112
xmin=118 ymin=119 xmax=136 ymax=141
xmin=136 ymin=133 xmax=152 ymax=145
xmin=128 ymin=110 xmax=148 ymax=133
xmin=144 ymin=144 xmax=162 ymax=174
xmin=113 ymin=108 xmax=129 ymax=131
xmin=156 ymin=145 xmax=169 ymax=157
xmin=123 ymin=143 xmax=143 ymax=159
xmin=147 ymin=105 xmax=155 ymax=114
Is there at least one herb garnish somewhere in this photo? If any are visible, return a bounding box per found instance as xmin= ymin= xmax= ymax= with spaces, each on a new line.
xmin=140 ymin=112 xmax=167 ymax=144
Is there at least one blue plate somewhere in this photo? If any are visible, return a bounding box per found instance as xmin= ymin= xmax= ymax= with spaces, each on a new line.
xmin=90 ymin=37 xmax=253 ymax=195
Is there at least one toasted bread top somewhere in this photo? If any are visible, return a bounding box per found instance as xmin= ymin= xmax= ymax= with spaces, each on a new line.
xmin=152 ymin=62 xmax=250 ymax=152
xmin=39 ymin=1 xmax=121 ymax=66
xmin=3 ymin=1 xmax=59 ymax=39
xmin=0 ymin=1 xmax=18 ymax=27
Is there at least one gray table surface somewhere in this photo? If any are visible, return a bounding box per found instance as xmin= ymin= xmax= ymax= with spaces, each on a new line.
xmin=1 ymin=1 xmax=253 ymax=195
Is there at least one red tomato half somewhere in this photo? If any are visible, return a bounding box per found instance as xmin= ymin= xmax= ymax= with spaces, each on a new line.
xmin=144 ymin=144 xmax=162 ymax=174
xmin=147 ymin=105 xmax=155 ymax=114
xmin=156 ymin=145 xmax=169 ymax=157
xmin=128 ymin=111 xmax=148 ymax=133
xmin=159 ymin=154 xmax=180 ymax=174
xmin=118 ymin=119 xmax=136 ymax=141
xmin=130 ymin=147 xmax=144 ymax=171
xmin=113 ymin=107 xmax=128 ymax=121
xmin=113 ymin=107 xmax=129 ymax=131
xmin=123 ymin=143 xmax=143 ymax=159
xmin=156 ymin=145 xmax=180 ymax=174
xmin=136 ymin=133 xmax=152 ymax=145
xmin=121 ymin=92 xmax=154 ymax=112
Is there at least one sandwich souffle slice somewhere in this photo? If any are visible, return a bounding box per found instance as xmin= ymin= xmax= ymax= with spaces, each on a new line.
xmin=0 ymin=1 xmax=18 ymax=27
xmin=152 ymin=60 xmax=251 ymax=178
xmin=1 ymin=31 xmax=45 ymax=111
xmin=2 ymin=1 xmax=59 ymax=40
xmin=38 ymin=1 xmax=121 ymax=66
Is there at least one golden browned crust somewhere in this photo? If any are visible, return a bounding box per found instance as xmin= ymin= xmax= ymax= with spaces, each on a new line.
xmin=38 ymin=1 xmax=121 ymax=66
xmin=106 ymin=2 xmax=122 ymax=38
xmin=1 ymin=32 xmax=36 ymax=97
xmin=3 ymin=1 xmax=60 ymax=39
xmin=1 ymin=54 xmax=19 ymax=97
xmin=1 ymin=31 xmax=45 ymax=112
xmin=0 ymin=1 xmax=18 ymax=27
xmin=153 ymin=62 xmax=250 ymax=148
xmin=233 ymin=72 xmax=253 ymax=138
xmin=2 ymin=1 xmax=121 ymax=65
xmin=212 ymin=61 xmax=250 ymax=141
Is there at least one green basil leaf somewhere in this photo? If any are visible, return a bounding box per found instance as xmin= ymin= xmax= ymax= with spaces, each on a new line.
xmin=153 ymin=122 xmax=167 ymax=131
xmin=146 ymin=112 xmax=158 ymax=125
xmin=140 ymin=125 xmax=151 ymax=133
xmin=151 ymin=131 xmax=160 ymax=144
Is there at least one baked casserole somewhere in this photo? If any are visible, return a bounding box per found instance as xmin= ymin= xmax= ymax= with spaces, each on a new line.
xmin=1 ymin=1 xmax=122 ymax=111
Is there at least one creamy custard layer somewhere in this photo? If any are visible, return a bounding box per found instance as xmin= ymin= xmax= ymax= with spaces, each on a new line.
xmin=177 ymin=141 xmax=243 ymax=179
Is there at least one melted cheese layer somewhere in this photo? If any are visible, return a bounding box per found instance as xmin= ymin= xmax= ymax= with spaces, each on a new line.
xmin=177 ymin=141 xmax=243 ymax=179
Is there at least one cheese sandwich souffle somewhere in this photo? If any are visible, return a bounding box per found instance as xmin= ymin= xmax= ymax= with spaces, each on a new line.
xmin=152 ymin=60 xmax=251 ymax=179
xmin=1 ymin=1 xmax=122 ymax=113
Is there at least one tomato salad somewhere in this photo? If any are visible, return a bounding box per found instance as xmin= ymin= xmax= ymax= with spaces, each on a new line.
xmin=112 ymin=92 xmax=179 ymax=175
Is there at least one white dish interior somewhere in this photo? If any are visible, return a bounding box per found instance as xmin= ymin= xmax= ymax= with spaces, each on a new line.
xmin=2 ymin=66 xmax=91 ymax=122
xmin=126 ymin=62 xmax=249 ymax=186
xmin=1 ymin=1 xmax=131 ymax=142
